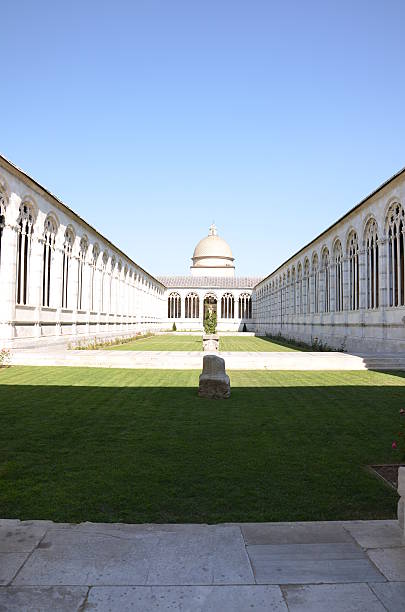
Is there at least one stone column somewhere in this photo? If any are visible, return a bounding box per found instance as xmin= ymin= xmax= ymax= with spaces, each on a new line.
xmin=0 ymin=223 xmax=18 ymax=340
xmin=30 ymin=232 xmax=45 ymax=337
xmin=52 ymin=244 xmax=64 ymax=336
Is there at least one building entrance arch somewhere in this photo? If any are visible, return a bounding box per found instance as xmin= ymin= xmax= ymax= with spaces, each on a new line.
xmin=203 ymin=293 xmax=217 ymax=320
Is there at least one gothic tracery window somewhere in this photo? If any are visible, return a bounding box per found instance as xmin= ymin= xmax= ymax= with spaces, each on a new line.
xmin=185 ymin=292 xmax=199 ymax=318
xmin=238 ymin=292 xmax=252 ymax=318
xmin=61 ymin=228 xmax=74 ymax=309
xmin=365 ymin=218 xmax=379 ymax=309
xmin=322 ymin=248 xmax=330 ymax=313
xmin=312 ymin=254 xmax=319 ymax=313
xmin=333 ymin=240 xmax=344 ymax=312
xmin=291 ymin=267 xmax=296 ymax=314
xmin=168 ymin=292 xmax=181 ymax=318
xmin=297 ymin=263 xmax=303 ymax=314
xmin=90 ymin=244 xmax=99 ymax=311
xmin=386 ymin=202 xmax=404 ymax=307
xmin=221 ymin=292 xmax=234 ymax=318
xmin=347 ymin=231 xmax=359 ymax=310
xmin=77 ymin=236 xmax=88 ymax=310
xmin=304 ymin=259 xmax=310 ymax=314
xmin=16 ymin=202 xmax=34 ymax=305
xmin=42 ymin=216 xmax=57 ymax=307
xmin=100 ymin=252 xmax=108 ymax=312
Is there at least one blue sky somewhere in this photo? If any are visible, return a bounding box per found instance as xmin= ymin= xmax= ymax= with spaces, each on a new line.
xmin=2 ymin=0 xmax=405 ymax=277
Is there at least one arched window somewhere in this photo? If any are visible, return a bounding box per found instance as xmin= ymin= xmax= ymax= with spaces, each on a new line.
xmin=365 ymin=218 xmax=379 ymax=309
xmin=291 ymin=267 xmax=296 ymax=314
xmin=16 ymin=202 xmax=34 ymax=305
xmin=312 ymin=253 xmax=319 ymax=314
xmin=347 ymin=231 xmax=359 ymax=310
xmin=109 ymin=257 xmax=116 ymax=314
xmin=297 ymin=263 xmax=303 ymax=314
xmin=90 ymin=244 xmax=99 ymax=311
xmin=77 ymin=237 xmax=88 ymax=310
xmin=61 ymin=228 xmax=74 ymax=309
xmin=322 ymin=248 xmax=330 ymax=313
xmin=386 ymin=202 xmax=404 ymax=307
xmin=185 ymin=292 xmax=199 ymax=318
xmin=221 ymin=292 xmax=234 ymax=318
xmin=168 ymin=292 xmax=181 ymax=318
xmin=0 ymin=187 xmax=6 ymax=268
xmin=239 ymin=292 xmax=252 ymax=318
xmin=304 ymin=259 xmax=310 ymax=314
xmin=100 ymin=252 xmax=108 ymax=312
xmin=116 ymin=261 xmax=122 ymax=314
xmin=333 ymin=240 xmax=344 ymax=312
xmin=42 ymin=216 xmax=57 ymax=307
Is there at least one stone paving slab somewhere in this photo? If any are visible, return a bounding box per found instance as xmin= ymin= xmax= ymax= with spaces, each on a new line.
xmin=13 ymin=524 xmax=254 ymax=586
xmin=367 ymin=547 xmax=405 ymax=581
xmin=240 ymin=522 xmax=353 ymax=545
xmin=247 ymin=543 xmax=366 ymax=560
xmin=0 ymin=586 xmax=88 ymax=611
xmin=0 ymin=552 xmax=30 ymax=586
xmin=0 ymin=519 xmax=49 ymax=553
xmin=86 ymin=585 xmax=287 ymax=611
xmin=343 ymin=520 xmax=404 ymax=548
xmin=1 ymin=519 xmax=404 ymax=610
xmin=247 ymin=551 xmax=385 ymax=584
xmin=370 ymin=582 xmax=405 ymax=612
xmin=283 ymin=584 xmax=386 ymax=611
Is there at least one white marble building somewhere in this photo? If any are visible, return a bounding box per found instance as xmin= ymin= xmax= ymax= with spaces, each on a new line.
xmin=255 ymin=166 xmax=405 ymax=353
xmin=0 ymin=155 xmax=165 ymax=347
xmin=159 ymin=224 xmax=260 ymax=332
xmin=2 ymin=152 xmax=405 ymax=352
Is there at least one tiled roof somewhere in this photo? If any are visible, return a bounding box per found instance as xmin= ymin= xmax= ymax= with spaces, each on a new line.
xmin=157 ymin=276 xmax=262 ymax=289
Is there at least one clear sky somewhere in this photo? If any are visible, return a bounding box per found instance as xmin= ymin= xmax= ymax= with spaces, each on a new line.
xmin=2 ymin=0 xmax=405 ymax=278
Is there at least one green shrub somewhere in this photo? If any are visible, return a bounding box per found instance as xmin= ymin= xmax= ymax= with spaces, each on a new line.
xmin=204 ymin=309 xmax=217 ymax=334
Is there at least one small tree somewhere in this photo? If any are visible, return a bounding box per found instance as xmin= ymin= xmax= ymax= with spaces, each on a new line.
xmin=204 ymin=308 xmax=217 ymax=334
xmin=242 ymin=323 xmax=247 ymax=332
xmin=172 ymin=322 xmax=177 ymax=332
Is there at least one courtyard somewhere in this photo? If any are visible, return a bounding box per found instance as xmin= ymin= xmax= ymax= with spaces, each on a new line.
xmin=0 ymin=365 xmax=399 ymax=525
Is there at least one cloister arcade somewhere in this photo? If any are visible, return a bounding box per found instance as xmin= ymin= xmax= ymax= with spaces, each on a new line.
xmin=2 ymin=152 xmax=405 ymax=352
xmin=255 ymin=168 xmax=405 ymax=352
xmin=0 ymin=160 xmax=165 ymax=345
xmin=165 ymin=286 xmax=254 ymax=331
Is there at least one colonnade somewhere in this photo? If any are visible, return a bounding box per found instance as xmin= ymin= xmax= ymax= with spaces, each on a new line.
xmin=0 ymin=167 xmax=165 ymax=344
xmin=255 ymin=189 xmax=405 ymax=352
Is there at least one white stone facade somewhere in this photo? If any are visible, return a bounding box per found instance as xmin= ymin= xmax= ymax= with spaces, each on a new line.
xmin=2 ymin=153 xmax=405 ymax=353
xmin=254 ymin=167 xmax=405 ymax=353
xmin=158 ymin=277 xmax=259 ymax=332
xmin=0 ymin=157 xmax=166 ymax=347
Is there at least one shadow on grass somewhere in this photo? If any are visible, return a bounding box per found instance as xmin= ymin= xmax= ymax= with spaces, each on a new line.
xmin=255 ymin=335 xmax=311 ymax=352
xmin=0 ymin=380 xmax=402 ymax=524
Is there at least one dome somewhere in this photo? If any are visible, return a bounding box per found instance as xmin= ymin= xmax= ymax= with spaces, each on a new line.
xmin=193 ymin=234 xmax=233 ymax=260
xmin=191 ymin=224 xmax=235 ymax=277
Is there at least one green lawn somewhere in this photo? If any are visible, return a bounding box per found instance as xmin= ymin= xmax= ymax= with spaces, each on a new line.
xmin=0 ymin=366 xmax=400 ymax=523
xmin=219 ymin=335 xmax=303 ymax=352
xmin=108 ymin=334 xmax=203 ymax=351
xmin=108 ymin=334 xmax=301 ymax=352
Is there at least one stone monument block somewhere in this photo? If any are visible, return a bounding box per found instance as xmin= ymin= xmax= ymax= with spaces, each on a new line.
xmin=202 ymin=334 xmax=219 ymax=352
xmin=198 ymin=354 xmax=230 ymax=399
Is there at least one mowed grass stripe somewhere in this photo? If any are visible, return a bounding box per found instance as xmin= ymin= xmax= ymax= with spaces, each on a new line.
xmin=107 ymin=334 xmax=302 ymax=352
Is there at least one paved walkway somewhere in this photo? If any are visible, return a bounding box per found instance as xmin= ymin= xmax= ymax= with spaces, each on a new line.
xmin=1 ymin=519 xmax=404 ymax=611
xmin=9 ymin=348 xmax=405 ymax=370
